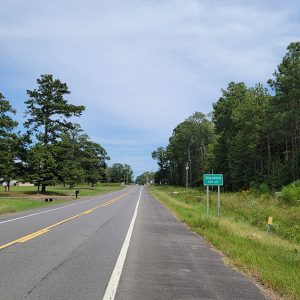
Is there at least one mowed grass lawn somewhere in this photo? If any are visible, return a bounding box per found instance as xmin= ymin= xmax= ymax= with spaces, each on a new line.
xmin=150 ymin=185 xmax=300 ymax=300
xmin=0 ymin=183 xmax=123 ymax=215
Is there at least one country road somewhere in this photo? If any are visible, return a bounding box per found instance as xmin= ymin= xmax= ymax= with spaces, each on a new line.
xmin=0 ymin=186 xmax=265 ymax=300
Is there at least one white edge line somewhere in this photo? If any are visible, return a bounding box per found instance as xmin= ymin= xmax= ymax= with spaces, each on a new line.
xmin=0 ymin=188 xmax=127 ymax=225
xmin=103 ymin=187 xmax=142 ymax=300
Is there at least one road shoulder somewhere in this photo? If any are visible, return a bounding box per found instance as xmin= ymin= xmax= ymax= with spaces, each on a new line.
xmin=116 ymin=187 xmax=266 ymax=300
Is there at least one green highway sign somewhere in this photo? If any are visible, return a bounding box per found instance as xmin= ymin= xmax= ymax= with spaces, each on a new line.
xmin=203 ymin=174 xmax=223 ymax=186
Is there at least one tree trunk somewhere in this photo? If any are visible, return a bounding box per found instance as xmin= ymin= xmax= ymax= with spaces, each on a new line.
xmin=267 ymin=139 xmax=271 ymax=175
xmin=41 ymin=184 xmax=46 ymax=193
xmin=7 ymin=179 xmax=10 ymax=192
xmin=188 ymin=147 xmax=192 ymax=187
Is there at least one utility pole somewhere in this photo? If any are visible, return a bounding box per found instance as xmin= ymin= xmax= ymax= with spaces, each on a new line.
xmin=185 ymin=162 xmax=189 ymax=188
xmin=188 ymin=147 xmax=192 ymax=187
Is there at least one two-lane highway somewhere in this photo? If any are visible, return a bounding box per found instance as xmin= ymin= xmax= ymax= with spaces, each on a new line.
xmin=0 ymin=186 xmax=266 ymax=300
xmin=0 ymin=186 xmax=140 ymax=300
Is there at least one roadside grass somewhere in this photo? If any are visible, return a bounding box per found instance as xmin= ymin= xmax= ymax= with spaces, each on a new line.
xmin=0 ymin=183 xmax=123 ymax=215
xmin=150 ymin=185 xmax=300 ymax=300
xmin=47 ymin=183 xmax=122 ymax=197
xmin=0 ymin=198 xmax=69 ymax=215
xmin=0 ymin=183 xmax=122 ymax=197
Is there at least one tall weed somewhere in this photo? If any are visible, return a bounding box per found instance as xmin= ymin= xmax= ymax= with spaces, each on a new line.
xmin=278 ymin=180 xmax=300 ymax=206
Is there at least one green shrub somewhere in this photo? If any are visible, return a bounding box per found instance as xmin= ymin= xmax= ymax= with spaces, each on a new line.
xmin=278 ymin=180 xmax=300 ymax=206
xmin=259 ymin=182 xmax=270 ymax=194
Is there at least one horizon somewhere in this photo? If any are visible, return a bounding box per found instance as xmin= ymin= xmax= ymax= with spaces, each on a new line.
xmin=1 ymin=0 xmax=299 ymax=177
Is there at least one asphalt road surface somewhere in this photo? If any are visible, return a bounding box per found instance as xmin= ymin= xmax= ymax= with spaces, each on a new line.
xmin=0 ymin=186 xmax=266 ymax=300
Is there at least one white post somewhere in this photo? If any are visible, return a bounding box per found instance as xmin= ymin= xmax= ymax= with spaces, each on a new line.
xmin=185 ymin=163 xmax=189 ymax=188
xmin=217 ymin=185 xmax=220 ymax=220
xmin=206 ymin=185 xmax=209 ymax=217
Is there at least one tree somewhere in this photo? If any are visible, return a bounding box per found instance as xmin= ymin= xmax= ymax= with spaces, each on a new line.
xmin=136 ymin=172 xmax=155 ymax=185
xmin=55 ymin=124 xmax=110 ymax=188
xmin=166 ymin=112 xmax=215 ymax=187
xmin=212 ymin=82 xmax=248 ymax=190
xmin=24 ymin=74 xmax=85 ymax=192
xmin=0 ymin=93 xmax=22 ymax=191
xmin=123 ymin=164 xmax=134 ymax=184
xmin=212 ymin=82 xmax=273 ymax=190
xmin=150 ymin=41 xmax=300 ymax=191
xmin=55 ymin=124 xmax=86 ymax=189
xmin=268 ymin=42 xmax=300 ymax=181
xmin=151 ymin=147 xmax=169 ymax=184
xmin=108 ymin=163 xmax=133 ymax=183
xmin=26 ymin=143 xmax=57 ymax=193
xmin=81 ymin=139 xmax=109 ymax=186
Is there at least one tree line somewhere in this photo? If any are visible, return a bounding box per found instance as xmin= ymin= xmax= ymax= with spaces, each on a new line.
xmin=135 ymin=171 xmax=155 ymax=185
xmin=152 ymin=42 xmax=300 ymax=192
xmin=0 ymin=74 xmax=133 ymax=192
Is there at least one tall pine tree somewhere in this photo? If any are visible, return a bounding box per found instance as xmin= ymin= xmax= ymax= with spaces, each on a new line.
xmin=24 ymin=74 xmax=85 ymax=192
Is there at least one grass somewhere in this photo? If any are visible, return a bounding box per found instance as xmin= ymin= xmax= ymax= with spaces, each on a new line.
xmin=150 ymin=185 xmax=300 ymax=300
xmin=0 ymin=198 xmax=69 ymax=215
xmin=0 ymin=183 xmax=123 ymax=215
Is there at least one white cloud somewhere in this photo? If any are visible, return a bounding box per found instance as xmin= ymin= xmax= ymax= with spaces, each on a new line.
xmin=0 ymin=0 xmax=299 ymax=175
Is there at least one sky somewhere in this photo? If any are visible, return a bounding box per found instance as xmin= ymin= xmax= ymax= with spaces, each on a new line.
xmin=1 ymin=0 xmax=300 ymax=177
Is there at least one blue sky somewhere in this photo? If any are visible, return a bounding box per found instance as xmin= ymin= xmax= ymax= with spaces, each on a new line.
xmin=1 ymin=0 xmax=299 ymax=177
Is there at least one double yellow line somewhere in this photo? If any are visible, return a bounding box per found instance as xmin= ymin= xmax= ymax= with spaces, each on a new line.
xmin=0 ymin=190 xmax=132 ymax=251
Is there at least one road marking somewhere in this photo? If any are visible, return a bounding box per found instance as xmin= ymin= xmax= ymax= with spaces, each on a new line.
xmin=0 ymin=189 xmax=133 ymax=251
xmin=0 ymin=189 xmax=126 ymax=225
xmin=18 ymin=229 xmax=49 ymax=243
xmin=103 ymin=187 xmax=142 ymax=300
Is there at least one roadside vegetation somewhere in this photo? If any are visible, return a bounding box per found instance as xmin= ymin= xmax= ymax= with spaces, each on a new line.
xmin=150 ymin=185 xmax=300 ymax=300
xmin=0 ymin=183 xmax=122 ymax=215
xmin=0 ymin=74 xmax=134 ymax=196
xmin=151 ymin=42 xmax=300 ymax=193
xmin=136 ymin=171 xmax=155 ymax=185
xmin=147 ymin=42 xmax=300 ymax=299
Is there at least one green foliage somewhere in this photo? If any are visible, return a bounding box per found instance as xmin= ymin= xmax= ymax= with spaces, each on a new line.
xmin=152 ymin=112 xmax=215 ymax=186
xmin=135 ymin=171 xmax=155 ymax=185
xmin=107 ymin=163 xmax=133 ymax=183
xmin=0 ymin=75 xmax=118 ymax=194
xmin=54 ymin=124 xmax=109 ymax=187
xmin=267 ymin=42 xmax=300 ymax=184
xmin=278 ymin=180 xmax=300 ymax=206
xmin=26 ymin=143 xmax=58 ymax=191
xmin=0 ymin=92 xmax=17 ymax=132
xmin=151 ymin=147 xmax=169 ymax=184
xmin=259 ymin=182 xmax=270 ymax=194
xmin=25 ymin=74 xmax=85 ymax=144
xmin=212 ymin=82 xmax=271 ymax=190
xmin=151 ymin=186 xmax=300 ymax=300
xmin=24 ymin=74 xmax=87 ymax=192
xmin=152 ymin=41 xmax=300 ymax=192
xmin=0 ymin=93 xmax=25 ymax=190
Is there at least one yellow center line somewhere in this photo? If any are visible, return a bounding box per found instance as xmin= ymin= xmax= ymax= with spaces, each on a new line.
xmin=18 ymin=229 xmax=50 ymax=243
xmin=0 ymin=189 xmax=133 ymax=251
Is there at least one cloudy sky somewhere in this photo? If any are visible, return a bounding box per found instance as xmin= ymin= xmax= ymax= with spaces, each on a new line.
xmin=1 ymin=0 xmax=299 ymax=176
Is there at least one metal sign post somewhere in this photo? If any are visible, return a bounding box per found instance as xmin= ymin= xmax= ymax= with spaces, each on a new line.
xmin=266 ymin=216 xmax=273 ymax=238
xmin=217 ymin=185 xmax=220 ymax=220
xmin=203 ymin=174 xmax=223 ymax=219
xmin=206 ymin=185 xmax=209 ymax=217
